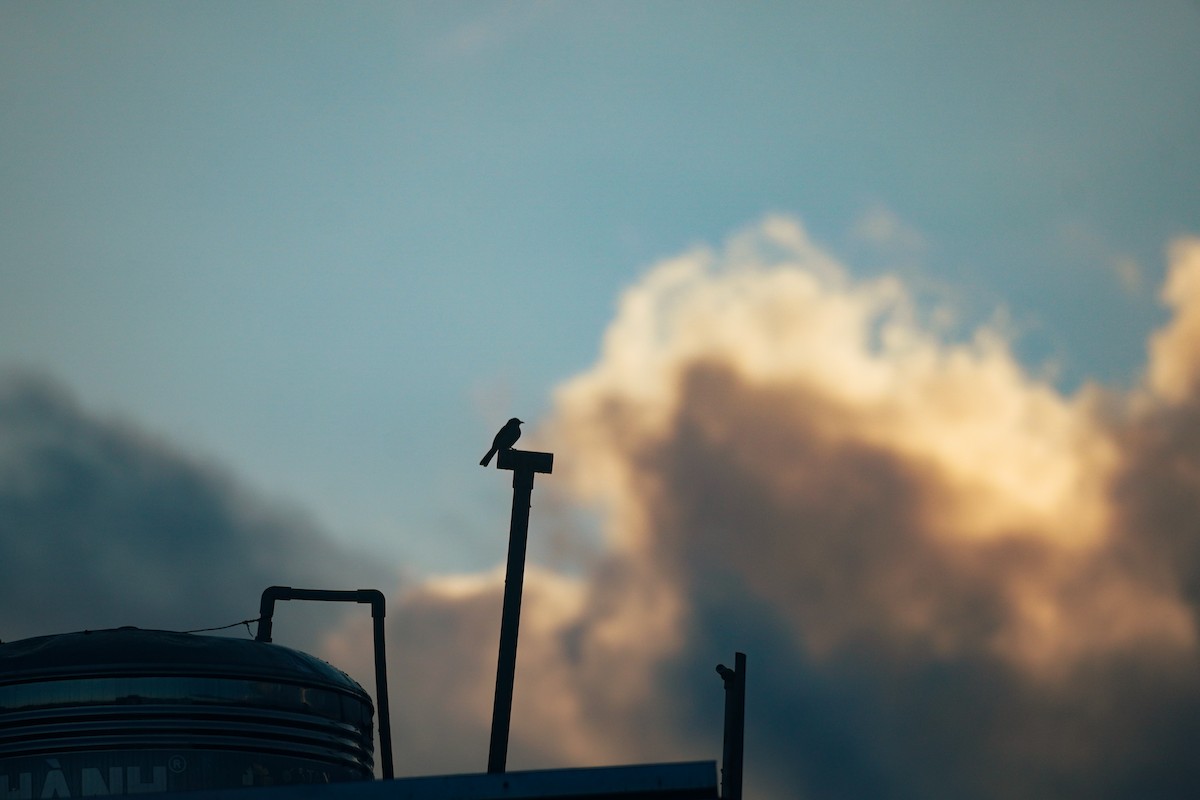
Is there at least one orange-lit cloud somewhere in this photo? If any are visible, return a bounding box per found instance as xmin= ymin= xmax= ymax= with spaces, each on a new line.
xmin=1148 ymin=237 xmax=1200 ymax=403
xmin=548 ymin=216 xmax=1192 ymax=672
xmin=327 ymin=218 xmax=1200 ymax=797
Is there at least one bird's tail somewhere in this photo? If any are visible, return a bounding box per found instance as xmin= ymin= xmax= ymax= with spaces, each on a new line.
xmin=480 ymin=447 xmax=497 ymax=467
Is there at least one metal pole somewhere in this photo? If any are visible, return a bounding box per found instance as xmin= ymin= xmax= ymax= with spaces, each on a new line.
xmin=717 ymin=652 xmax=746 ymax=800
xmin=488 ymin=467 xmax=534 ymax=773
xmin=485 ymin=448 xmax=553 ymax=774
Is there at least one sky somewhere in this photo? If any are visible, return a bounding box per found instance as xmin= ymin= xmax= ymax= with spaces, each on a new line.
xmin=3 ymin=3 xmax=1200 ymax=798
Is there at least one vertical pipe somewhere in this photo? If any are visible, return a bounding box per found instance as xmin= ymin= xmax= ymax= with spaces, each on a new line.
xmin=487 ymin=468 xmax=535 ymax=773
xmin=255 ymin=586 xmax=281 ymax=642
xmin=371 ymin=603 xmax=395 ymax=780
xmin=718 ymin=652 xmax=747 ymax=800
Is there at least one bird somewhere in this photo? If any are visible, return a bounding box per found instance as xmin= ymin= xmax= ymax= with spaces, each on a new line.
xmin=480 ymin=417 xmax=523 ymax=466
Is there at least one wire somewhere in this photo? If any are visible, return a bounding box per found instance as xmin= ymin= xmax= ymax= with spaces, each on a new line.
xmin=181 ymin=617 xmax=261 ymax=637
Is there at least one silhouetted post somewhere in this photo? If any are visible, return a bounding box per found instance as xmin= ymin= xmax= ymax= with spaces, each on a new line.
xmin=487 ymin=448 xmax=554 ymax=774
xmin=716 ymin=652 xmax=747 ymax=800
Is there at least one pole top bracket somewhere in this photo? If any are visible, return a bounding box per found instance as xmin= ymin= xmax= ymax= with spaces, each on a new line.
xmin=497 ymin=448 xmax=554 ymax=474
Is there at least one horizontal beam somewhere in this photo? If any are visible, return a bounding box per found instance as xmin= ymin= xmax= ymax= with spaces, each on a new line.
xmin=497 ymin=448 xmax=554 ymax=474
xmin=151 ymin=761 xmax=718 ymax=800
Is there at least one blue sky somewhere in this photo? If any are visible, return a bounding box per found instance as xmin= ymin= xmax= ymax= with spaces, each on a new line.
xmin=2 ymin=0 xmax=1198 ymax=572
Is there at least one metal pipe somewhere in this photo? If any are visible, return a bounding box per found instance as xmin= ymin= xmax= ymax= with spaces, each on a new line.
xmin=255 ymin=586 xmax=394 ymax=780
xmin=487 ymin=468 xmax=534 ymax=774
xmin=485 ymin=448 xmax=553 ymax=774
xmin=716 ymin=652 xmax=746 ymax=800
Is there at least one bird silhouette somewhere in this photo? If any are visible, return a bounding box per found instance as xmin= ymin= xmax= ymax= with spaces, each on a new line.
xmin=480 ymin=417 xmax=523 ymax=466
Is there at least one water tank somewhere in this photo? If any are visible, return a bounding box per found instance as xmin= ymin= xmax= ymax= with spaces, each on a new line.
xmin=0 ymin=627 xmax=375 ymax=797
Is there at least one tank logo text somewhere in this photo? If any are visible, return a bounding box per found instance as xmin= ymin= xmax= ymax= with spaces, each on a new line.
xmin=2 ymin=760 xmax=169 ymax=799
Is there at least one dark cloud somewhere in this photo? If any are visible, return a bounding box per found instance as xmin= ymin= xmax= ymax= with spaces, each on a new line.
xmin=645 ymin=361 xmax=1200 ymax=798
xmin=0 ymin=371 xmax=388 ymax=653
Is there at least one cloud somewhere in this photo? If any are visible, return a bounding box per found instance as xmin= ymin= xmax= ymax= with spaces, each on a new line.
xmin=334 ymin=218 xmax=1200 ymax=798
xmin=0 ymin=372 xmax=388 ymax=652
xmin=1147 ymin=237 xmax=1200 ymax=404
xmin=851 ymin=204 xmax=927 ymax=255
xmin=6 ymin=220 xmax=1200 ymax=797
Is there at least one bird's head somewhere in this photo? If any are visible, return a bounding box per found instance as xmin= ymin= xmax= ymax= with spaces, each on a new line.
xmin=509 ymin=417 xmax=524 ymax=426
